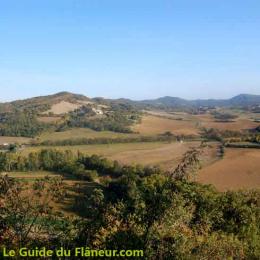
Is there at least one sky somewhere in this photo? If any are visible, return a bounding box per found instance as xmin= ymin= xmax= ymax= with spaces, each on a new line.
xmin=0 ymin=0 xmax=260 ymax=101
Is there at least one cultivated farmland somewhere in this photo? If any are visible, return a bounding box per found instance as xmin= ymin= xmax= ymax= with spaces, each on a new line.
xmin=133 ymin=115 xmax=199 ymax=135
xmin=197 ymin=148 xmax=260 ymax=191
xmin=21 ymin=141 xmax=201 ymax=170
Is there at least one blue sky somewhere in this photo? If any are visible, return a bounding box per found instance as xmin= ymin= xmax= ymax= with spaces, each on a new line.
xmin=0 ymin=0 xmax=259 ymax=101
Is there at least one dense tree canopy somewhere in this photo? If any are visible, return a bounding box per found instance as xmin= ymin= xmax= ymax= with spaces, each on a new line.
xmin=0 ymin=111 xmax=48 ymax=137
xmin=0 ymin=149 xmax=260 ymax=259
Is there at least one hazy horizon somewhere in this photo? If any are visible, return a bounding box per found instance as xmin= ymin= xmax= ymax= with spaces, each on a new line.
xmin=1 ymin=89 xmax=260 ymax=103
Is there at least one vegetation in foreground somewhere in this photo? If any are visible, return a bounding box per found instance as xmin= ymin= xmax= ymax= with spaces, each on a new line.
xmin=0 ymin=149 xmax=260 ymax=259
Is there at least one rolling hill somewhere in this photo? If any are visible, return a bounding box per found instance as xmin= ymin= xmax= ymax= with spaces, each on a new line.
xmin=0 ymin=92 xmax=91 ymax=113
xmin=1 ymin=92 xmax=260 ymax=113
xmin=138 ymin=94 xmax=260 ymax=108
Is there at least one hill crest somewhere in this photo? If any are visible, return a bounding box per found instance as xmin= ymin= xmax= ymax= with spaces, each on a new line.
xmin=1 ymin=92 xmax=260 ymax=112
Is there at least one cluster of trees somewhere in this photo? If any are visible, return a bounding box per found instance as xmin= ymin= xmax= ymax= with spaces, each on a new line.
xmin=201 ymin=128 xmax=243 ymax=142
xmin=1 ymin=149 xmax=260 ymax=258
xmin=249 ymin=134 xmax=260 ymax=144
xmin=67 ymin=115 xmax=136 ymax=133
xmin=201 ymin=128 xmax=260 ymax=148
xmin=12 ymin=102 xmax=51 ymax=114
xmin=219 ymin=144 xmax=225 ymax=157
xmin=86 ymin=177 xmax=260 ymax=259
xmin=0 ymin=111 xmax=49 ymax=137
xmin=212 ymin=111 xmax=238 ymax=122
xmin=0 ymin=175 xmax=69 ymax=248
xmin=251 ymin=106 xmax=260 ymax=113
xmin=58 ymin=103 xmax=141 ymax=133
xmin=0 ymin=100 xmax=51 ymax=115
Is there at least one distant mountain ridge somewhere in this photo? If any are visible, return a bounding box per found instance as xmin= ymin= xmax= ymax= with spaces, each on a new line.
xmin=0 ymin=92 xmax=260 ymax=112
xmin=138 ymin=94 xmax=260 ymax=108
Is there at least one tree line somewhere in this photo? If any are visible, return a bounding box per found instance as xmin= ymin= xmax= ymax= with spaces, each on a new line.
xmin=38 ymin=135 xmax=181 ymax=146
xmin=201 ymin=127 xmax=260 ymax=144
xmin=0 ymin=149 xmax=162 ymax=181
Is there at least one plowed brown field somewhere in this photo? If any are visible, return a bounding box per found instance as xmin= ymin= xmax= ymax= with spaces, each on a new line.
xmin=197 ymin=148 xmax=260 ymax=191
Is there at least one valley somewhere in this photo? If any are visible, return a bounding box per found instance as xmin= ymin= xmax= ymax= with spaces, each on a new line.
xmin=0 ymin=92 xmax=259 ymax=191
xmin=2 ymin=2 xmax=260 ymax=257
xmin=1 ymin=92 xmax=259 ymax=258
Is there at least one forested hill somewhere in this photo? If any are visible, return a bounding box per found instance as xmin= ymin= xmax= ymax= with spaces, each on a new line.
xmin=0 ymin=92 xmax=141 ymax=137
xmin=0 ymin=92 xmax=91 ymax=113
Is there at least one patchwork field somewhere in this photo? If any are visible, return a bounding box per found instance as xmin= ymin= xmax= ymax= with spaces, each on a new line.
xmin=197 ymin=148 xmax=260 ymax=191
xmin=138 ymin=111 xmax=259 ymax=135
xmin=2 ymin=107 xmax=259 ymax=192
xmin=21 ymin=142 xmax=259 ymax=191
xmin=195 ymin=114 xmax=259 ymax=131
xmin=133 ymin=115 xmax=199 ymax=136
